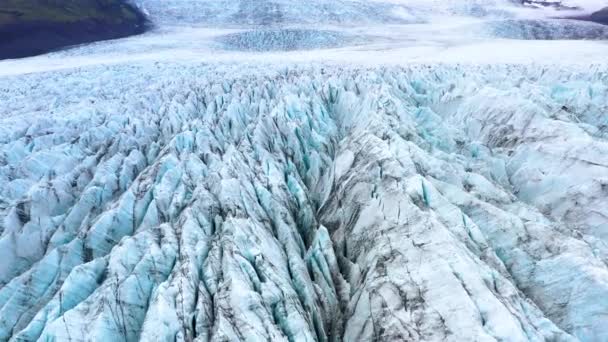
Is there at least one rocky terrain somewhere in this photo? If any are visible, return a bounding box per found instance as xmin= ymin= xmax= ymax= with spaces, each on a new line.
xmin=0 ymin=0 xmax=147 ymax=60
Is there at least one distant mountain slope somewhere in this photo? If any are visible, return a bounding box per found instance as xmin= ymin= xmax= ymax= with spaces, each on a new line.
xmin=587 ymin=7 xmax=608 ymax=24
xmin=0 ymin=0 xmax=148 ymax=60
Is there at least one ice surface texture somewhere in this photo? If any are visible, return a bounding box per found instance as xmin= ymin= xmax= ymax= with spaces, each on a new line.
xmin=488 ymin=19 xmax=608 ymax=39
xmin=217 ymin=29 xmax=351 ymax=51
xmin=134 ymin=0 xmax=417 ymax=26
xmin=0 ymin=63 xmax=607 ymax=341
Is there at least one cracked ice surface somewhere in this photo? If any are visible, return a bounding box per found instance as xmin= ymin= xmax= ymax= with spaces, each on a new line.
xmin=217 ymin=30 xmax=354 ymax=52
xmin=0 ymin=62 xmax=607 ymax=341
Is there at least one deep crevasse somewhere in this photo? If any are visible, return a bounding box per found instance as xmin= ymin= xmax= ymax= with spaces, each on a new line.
xmin=0 ymin=63 xmax=607 ymax=341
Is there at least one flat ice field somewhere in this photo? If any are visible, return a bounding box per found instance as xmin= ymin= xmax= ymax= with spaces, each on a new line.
xmin=1 ymin=1 xmax=608 ymax=341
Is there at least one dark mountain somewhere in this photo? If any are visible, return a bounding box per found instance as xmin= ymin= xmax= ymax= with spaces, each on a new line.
xmin=0 ymin=0 xmax=148 ymax=60
xmin=560 ymin=7 xmax=608 ymax=26
xmin=588 ymin=7 xmax=608 ymax=25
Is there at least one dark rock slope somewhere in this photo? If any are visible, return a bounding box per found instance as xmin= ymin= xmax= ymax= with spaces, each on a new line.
xmin=586 ymin=7 xmax=608 ymax=25
xmin=0 ymin=0 xmax=148 ymax=60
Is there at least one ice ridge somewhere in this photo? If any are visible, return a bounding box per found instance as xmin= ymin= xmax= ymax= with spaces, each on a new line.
xmin=0 ymin=63 xmax=607 ymax=341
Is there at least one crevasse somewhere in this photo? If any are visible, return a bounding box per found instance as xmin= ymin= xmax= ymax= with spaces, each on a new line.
xmin=0 ymin=63 xmax=607 ymax=341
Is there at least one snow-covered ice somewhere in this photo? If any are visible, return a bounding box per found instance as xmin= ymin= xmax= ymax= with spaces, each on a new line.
xmin=1 ymin=0 xmax=608 ymax=341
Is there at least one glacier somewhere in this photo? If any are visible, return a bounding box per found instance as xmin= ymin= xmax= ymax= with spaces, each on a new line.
xmin=1 ymin=0 xmax=608 ymax=341
xmin=1 ymin=62 xmax=607 ymax=341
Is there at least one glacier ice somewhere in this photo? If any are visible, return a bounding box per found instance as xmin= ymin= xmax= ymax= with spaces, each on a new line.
xmin=0 ymin=62 xmax=607 ymax=341
xmin=217 ymin=30 xmax=352 ymax=52
xmin=1 ymin=1 xmax=608 ymax=341
xmin=134 ymin=0 xmax=419 ymax=26
xmin=487 ymin=19 xmax=608 ymax=40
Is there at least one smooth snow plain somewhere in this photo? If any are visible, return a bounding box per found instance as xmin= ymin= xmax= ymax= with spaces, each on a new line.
xmin=1 ymin=0 xmax=608 ymax=341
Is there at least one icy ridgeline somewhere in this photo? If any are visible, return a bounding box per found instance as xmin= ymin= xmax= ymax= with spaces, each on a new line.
xmin=133 ymin=0 xmax=419 ymax=26
xmin=0 ymin=63 xmax=607 ymax=341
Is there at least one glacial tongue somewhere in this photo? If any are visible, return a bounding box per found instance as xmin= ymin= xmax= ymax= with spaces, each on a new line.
xmin=0 ymin=63 xmax=607 ymax=341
